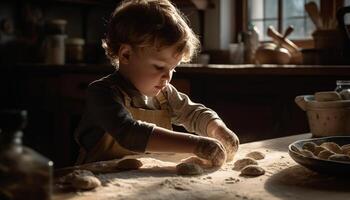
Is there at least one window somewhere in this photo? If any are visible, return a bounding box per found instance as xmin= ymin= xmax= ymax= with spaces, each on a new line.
xmin=345 ymin=0 xmax=350 ymax=24
xmin=248 ymin=0 xmax=320 ymax=40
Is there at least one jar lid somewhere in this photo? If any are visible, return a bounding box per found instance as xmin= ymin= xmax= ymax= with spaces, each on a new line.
xmin=336 ymin=80 xmax=350 ymax=85
xmin=49 ymin=19 xmax=67 ymax=25
xmin=66 ymin=38 xmax=85 ymax=45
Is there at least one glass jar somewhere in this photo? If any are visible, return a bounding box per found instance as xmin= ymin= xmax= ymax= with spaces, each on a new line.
xmin=335 ymin=80 xmax=350 ymax=100
xmin=0 ymin=110 xmax=53 ymax=200
xmin=65 ymin=38 xmax=85 ymax=63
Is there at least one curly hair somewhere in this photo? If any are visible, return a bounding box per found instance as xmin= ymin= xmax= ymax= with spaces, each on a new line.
xmin=102 ymin=0 xmax=200 ymax=68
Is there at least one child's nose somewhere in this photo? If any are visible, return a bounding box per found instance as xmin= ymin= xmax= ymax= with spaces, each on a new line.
xmin=162 ymin=70 xmax=172 ymax=80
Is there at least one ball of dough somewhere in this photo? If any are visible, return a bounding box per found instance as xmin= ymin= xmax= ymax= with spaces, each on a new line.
xmin=233 ymin=158 xmax=258 ymax=171
xmin=339 ymin=89 xmax=350 ymax=100
xmin=341 ymin=144 xmax=350 ymax=155
xmin=314 ymin=91 xmax=342 ymax=102
xmin=318 ymin=149 xmax=335 ymax=160
xmin=116 ymin=159 xmax=143 ymax=170
xmin=240 ymin=165 xmax=265 ymax=176
xmin=176 ymin=162 xmax=204 ymax=176
xmin=62 ymin=170 xmax=101 ymax=190
xmin=320 ymin=142 xmax=342 ymax=154
xmin=71 ymin=175 xmax=101 ymax=190
xmin=328 ymin=154 xmax=350 ymax=162
xmin=246 ymin=151 xmax=265 ymax=160
xmin=302 ymin=142 xmax=317 ymax=152
xmin=313 ymin=146 xmax=326 ymax=156
xmin=300 ymin=149 xmax=314 ymax=158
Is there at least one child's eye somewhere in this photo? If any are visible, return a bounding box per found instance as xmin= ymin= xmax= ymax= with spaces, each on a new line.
xmin=154 ymin=65 xmax=164 ymax=70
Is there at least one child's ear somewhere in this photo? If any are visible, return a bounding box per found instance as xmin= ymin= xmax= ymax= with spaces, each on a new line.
xmin=118 ymin=44 xmax=132 ymax=64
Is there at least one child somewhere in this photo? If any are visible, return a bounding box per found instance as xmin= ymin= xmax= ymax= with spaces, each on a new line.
xmin=74 ymin=0 xmax=239 ymax=168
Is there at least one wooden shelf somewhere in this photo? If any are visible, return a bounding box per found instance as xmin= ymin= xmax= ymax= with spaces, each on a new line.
xmin=53 ymin=0 xmax=117 ymax=6
xmin=52 ymin=0 xmax=196 ymax=8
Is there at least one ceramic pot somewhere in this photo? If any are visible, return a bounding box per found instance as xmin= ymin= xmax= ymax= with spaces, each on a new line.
xmin=295 ymin=95 xmax=350 ymax=137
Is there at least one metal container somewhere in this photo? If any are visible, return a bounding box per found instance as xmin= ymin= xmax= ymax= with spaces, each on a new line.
xmin=295 ymin=95 xmax=350 ymax=137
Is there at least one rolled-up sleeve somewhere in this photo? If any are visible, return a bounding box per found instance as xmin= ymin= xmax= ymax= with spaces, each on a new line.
xmin=86 ymin=82 xmax=155 ymax=153
xmin=166 ymin=84 xmax=220 ymax=136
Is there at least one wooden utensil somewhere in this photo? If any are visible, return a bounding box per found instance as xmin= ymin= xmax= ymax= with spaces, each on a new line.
xmin=266 ymin=26 xmax=302 ymax=64
xmin=267 ymin=26 xmax=299 ymax=54
xmin=282 ymin=26 xmax=294 ymax=41
xmin=305 ymin=2 xmax=323 ymax=30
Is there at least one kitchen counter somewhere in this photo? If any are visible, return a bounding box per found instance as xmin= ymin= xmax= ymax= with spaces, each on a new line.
xmin=53 ymin=133 xmax=350 ymax=200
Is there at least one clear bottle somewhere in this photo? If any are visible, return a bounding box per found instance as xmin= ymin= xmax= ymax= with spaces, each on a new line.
xmin=335 ymin=80 xmax=350 ymax=100
xmin=0 ymin=110 xmax=53 ymax=200
xmin=243 ymin=24 xmax=260 ymax=64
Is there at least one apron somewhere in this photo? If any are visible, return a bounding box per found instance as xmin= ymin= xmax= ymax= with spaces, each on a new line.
xmin=76 ymin=87 xmax=172 ymax=164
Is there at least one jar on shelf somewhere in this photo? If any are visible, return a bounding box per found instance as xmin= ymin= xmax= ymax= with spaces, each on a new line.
xmin=45 ymin=19 xmax=67 ymax=35
xmin=43 ymin=19 xmax=67 ymax=65
xmin=65 ymin=38 xmax=85 ymax=63
xmin=335 ymin=80 xmax=350 ymax=100
xmin=0 ymin=110 xmax=53 ymax=200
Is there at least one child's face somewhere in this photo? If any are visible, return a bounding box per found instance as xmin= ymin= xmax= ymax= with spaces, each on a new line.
xmin=119 ymin=44 xmax=183 ymax=97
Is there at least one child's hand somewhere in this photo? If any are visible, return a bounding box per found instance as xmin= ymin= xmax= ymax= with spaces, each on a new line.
xmin=211 ymin=127 xmax=239 ymax=162
xmin=207 ymin=120 xmax=239 ymax=162
xmin=193 ymin=136 xmax=227 ymax=167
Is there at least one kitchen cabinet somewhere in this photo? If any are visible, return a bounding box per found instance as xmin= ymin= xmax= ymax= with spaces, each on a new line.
xmin=175 ymin=64 xmax=350 ymax=142
xmin=1 ymin=64 xmax=349 ymax=167
xmin=0 ymin=65 xmax=108 ymax=168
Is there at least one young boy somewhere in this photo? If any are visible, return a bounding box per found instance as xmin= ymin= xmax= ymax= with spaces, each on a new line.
xmin=74 ymin=0 xmax=239 ymax=168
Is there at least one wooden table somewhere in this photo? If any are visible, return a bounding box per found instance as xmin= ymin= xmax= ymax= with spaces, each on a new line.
xmin=53 ymin=134 xmax=350 ymax=200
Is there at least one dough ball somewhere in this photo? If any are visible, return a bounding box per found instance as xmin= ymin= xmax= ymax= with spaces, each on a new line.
xmin=240 ymin=165 xmax=265 ymax=177
xmin=328 ymin=154 xmax=350 ymax=162
xmin=341 ymin=144 xmax=350 ymax=149
xmin=300 ymin=149 xmax=314 ymax=158
xmin=341 ymin=144 xmax=350 ymax=155
xmin=318 ymin=150 xmax=335 ymax=160
xmin=71 ymin=175 xmax=101 ymax=190
xmin=116 ymin=159 xmax=143 ymax=170
xmin=314 ymin=91 xmax=342 ymax=102
xmin=339 ymin=90 xmax=350 ymax=100
xmin=176 ymin=162 xmax=204 ymax=176
xmin=233 ymin=158 xmax=258 ymax=171
xmin=313 ymin=146 xmax=326 ymax=156
xmin=61 ymin=170 xmax=101 ymax=190
xmin=302 ymin=142 xmax=317 ymax=152
xmin=320 ymin=142 xmax=342 ymax=154
xmin=246 ymin=151 xmax=265 ymax=160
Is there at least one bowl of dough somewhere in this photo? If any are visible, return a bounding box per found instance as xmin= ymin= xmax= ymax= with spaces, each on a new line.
xmin=289 ymin=136 xmax=350 ymax=175
xmin=295 ymin=91 xmax=350 ymax=137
